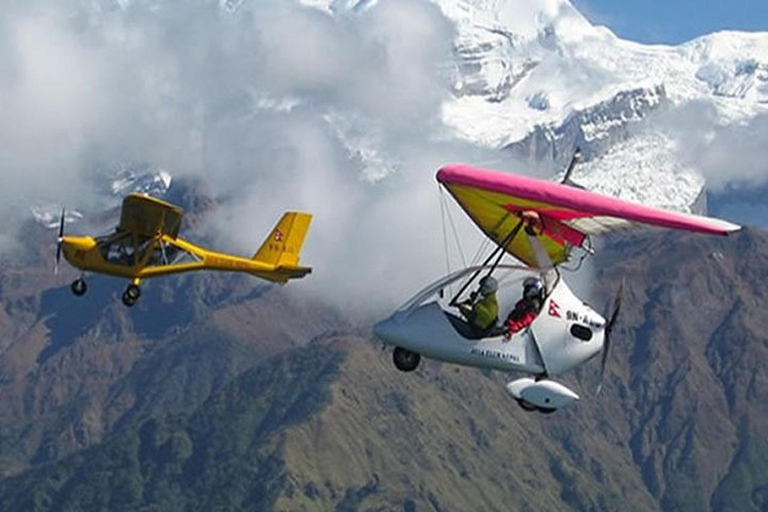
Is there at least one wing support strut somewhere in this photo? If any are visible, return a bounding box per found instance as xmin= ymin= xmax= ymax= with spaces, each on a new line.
xmin=561 ymin=148 xmax=584 ymax=189
xmin=449 ymin=218 xmax=524 ymax=307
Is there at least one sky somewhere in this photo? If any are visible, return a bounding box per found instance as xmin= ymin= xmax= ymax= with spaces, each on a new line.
xmin=573 ymin=0 xmax=768 ymax=44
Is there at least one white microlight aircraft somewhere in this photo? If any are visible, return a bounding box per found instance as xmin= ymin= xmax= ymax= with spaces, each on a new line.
xmin=374 ymin=156 xmax=741 ymax=413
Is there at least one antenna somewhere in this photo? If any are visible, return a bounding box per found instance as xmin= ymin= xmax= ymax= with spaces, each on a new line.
xmin=561 ymin=147 xmax=582 ymax=185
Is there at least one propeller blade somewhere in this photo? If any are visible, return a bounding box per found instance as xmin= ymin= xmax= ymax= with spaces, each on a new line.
xmin=55 ymin=208 xmax=65 ymax=276
xmin=597 ymin=282 xmax=623 ymax=394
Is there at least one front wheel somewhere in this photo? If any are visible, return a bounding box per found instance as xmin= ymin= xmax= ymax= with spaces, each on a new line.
xmin=516 ymin=398 xmax=557 ymax=414
xmin=71 ymin=279 xmax=87 ymax=297
xmin=393 ymin=347 xmax=421 ymax=372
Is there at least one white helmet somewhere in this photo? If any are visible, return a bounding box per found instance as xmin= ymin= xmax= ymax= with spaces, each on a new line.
xmin=523 ymin=276 xmax=544 ymax=298
xmin=479 ymin=276 xmax=498 ymax=296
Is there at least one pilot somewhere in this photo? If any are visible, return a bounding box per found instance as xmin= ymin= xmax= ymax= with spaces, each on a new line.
xmin=505 ymin=276 xmax=544 ymax=335
xmin=458 ymin=276 xmax=500 ymax=338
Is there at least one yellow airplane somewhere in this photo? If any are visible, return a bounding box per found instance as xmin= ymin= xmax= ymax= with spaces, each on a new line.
xmin=55 ymin=193 xmax=313 ymax=306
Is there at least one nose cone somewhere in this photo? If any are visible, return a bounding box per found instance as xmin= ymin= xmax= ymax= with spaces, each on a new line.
xmin=373 ymin=317 xmax=394 ymax=344
xmin=373 ymin=312 xmax=404 ymax=346
xmin=61 ymin=236 xmax=97 ymax=261
xmin=62 ymin=236 xmax=96 ymax=250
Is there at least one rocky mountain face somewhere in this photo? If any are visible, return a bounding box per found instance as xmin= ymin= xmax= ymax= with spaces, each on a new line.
xmin=504 ymin=85 xmax=667 ymax=170
xmin=0 ymin=227 xmax=765 ymax=511
xmin=0 ymin=268 xmax=346 ymax=477
xmin=303 ymin=0 xmax=768 ymax=215
xmin=436 ymin=0 xmax=768 ymax=212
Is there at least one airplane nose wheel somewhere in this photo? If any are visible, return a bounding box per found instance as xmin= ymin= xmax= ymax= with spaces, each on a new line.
xmin=515 ymin=398 xmax=557 ymax=414
xmin=393 ymin=347 xmax=421 ymax=372
xmin=71 ymin=278 xmax=87 ymax=297
xmin=122 ymin=284 xmax=141 ymax=307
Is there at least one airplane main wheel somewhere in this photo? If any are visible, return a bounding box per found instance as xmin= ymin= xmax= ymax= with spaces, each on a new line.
xmin=515 ymin=399 xmax=557 ymax=414
xmin=71 ymin=279 xmax=87 ymax=297
xmin=126 ymin=284 xmax=141 ymax=300
xmin=122 ymin=292 xmax=135 ymax=307
xmin=122 ymin=284 xmax=141 ymax=307
xmin=393 ymin=347 xmax=421 ymax=372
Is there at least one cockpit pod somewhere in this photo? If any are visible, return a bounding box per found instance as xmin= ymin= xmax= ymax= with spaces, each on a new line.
xmin=374 ymin=264 xmax=607 ymax=411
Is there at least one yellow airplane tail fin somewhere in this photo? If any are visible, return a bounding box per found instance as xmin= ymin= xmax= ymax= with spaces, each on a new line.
xmin=253 ymin=212 xmax=312 ymax=279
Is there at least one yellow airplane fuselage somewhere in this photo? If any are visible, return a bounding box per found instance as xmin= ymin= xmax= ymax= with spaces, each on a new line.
xmin=57 ymin=194 xmax=311 ymax=305
xmin=61 ymin=234 xmax=309 ymax=284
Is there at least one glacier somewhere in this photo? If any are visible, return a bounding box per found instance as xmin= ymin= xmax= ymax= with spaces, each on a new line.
xmin=301 ymin=0 xmax=768 ymax=213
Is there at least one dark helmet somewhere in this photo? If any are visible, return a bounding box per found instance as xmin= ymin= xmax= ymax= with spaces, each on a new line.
xmin=522 ymin=276 xmax=544 ymax=299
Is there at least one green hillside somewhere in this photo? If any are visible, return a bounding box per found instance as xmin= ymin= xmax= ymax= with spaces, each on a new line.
xmin=1 ymin=229 xmax=766 ymax=511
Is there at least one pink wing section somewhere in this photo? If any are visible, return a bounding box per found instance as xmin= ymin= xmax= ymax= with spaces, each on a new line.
xmin=437 ymin=164 xmax=741 ymax=237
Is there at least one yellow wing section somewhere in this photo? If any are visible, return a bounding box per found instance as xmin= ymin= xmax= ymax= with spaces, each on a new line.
xmin=446 ymin=183 xmax=573 ymax=267
xmin=119 ymin=194 xmax=183 ymax=238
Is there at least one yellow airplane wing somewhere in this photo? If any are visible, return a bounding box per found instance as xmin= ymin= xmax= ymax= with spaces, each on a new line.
xmin=118 ymin=193 xmax=184 ymax=238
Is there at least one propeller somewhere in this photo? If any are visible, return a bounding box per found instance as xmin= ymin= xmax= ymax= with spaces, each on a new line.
xmin=596 ymin=281 xmax=623 ymax=394
xmin=55 ymin=208 xmax=65 ymax=276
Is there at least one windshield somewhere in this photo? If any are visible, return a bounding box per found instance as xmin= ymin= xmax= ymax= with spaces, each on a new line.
xmin=397 ymin=264 xmax=559 ymax=315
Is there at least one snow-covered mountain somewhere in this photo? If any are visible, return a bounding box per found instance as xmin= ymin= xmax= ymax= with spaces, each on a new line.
xmin=30 ymin=208 xmax=84 ymax=230
xmin=106 ymin=163 xmax=172 ymax=198
xmin=31 ymin=163 xmax=172 ymax=229
xmin=302 ymin=0 xmax=768 ymax=213
xmin=21 ymin=0 xmax=767 ymax=225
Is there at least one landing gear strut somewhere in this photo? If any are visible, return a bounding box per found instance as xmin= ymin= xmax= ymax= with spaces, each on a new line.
xmin=393 ymin=346 xmax=421 ymax=372
xmin=122 ymin=282 xmax=141 ymax=307
xmin=71 ymin=278 xmax=87 ymax=297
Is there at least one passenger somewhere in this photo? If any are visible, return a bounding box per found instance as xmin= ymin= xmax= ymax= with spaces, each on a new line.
xmin=458 ymin=276 xmax=500 ymax=338
xmin=505 ymin=277 xmax=544 ymax=336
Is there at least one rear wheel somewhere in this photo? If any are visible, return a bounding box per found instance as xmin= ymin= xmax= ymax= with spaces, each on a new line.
xmin=393 ymin=347 xmax=421 ymax=372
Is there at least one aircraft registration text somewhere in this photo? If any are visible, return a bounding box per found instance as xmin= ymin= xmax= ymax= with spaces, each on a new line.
xmin=470 ymin=348 xmax=520 ymax=363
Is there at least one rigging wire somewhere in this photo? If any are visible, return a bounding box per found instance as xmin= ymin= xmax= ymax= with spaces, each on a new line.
xmin=441 ymin=185 xmax=476 ymax=296
xmin=469 ymin=233 xmax=491 ymax=267
xmin=438 ymin=185 xmax=452 ymax=278
xmin=559 ymin=235 xmax=594 ymax=272
xmin=437 ymin=183 xmax=463 ymax=296
xmin=443 ymin=190 xmax=467 ymax=269
xmin=449 ymin=219 xmax=524 ymax=306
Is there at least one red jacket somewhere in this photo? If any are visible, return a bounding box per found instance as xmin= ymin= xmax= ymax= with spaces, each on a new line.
xmin=505 ymin=299 xmax=540 ymax=334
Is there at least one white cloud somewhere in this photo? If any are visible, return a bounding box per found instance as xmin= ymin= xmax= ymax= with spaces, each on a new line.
xmin=0 ymin=0 xmax=509 ymax=312
xmin=653 ymin=101 xmax=768 ymax=192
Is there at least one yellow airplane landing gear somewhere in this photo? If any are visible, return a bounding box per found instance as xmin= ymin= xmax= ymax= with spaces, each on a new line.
xmin=56 ymin=193 xmax=313 ymax=306
xmin=71 ymin=278 xmax=87 ymax=297
xmin=122 ymin=279 xmax=141 ymax=307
